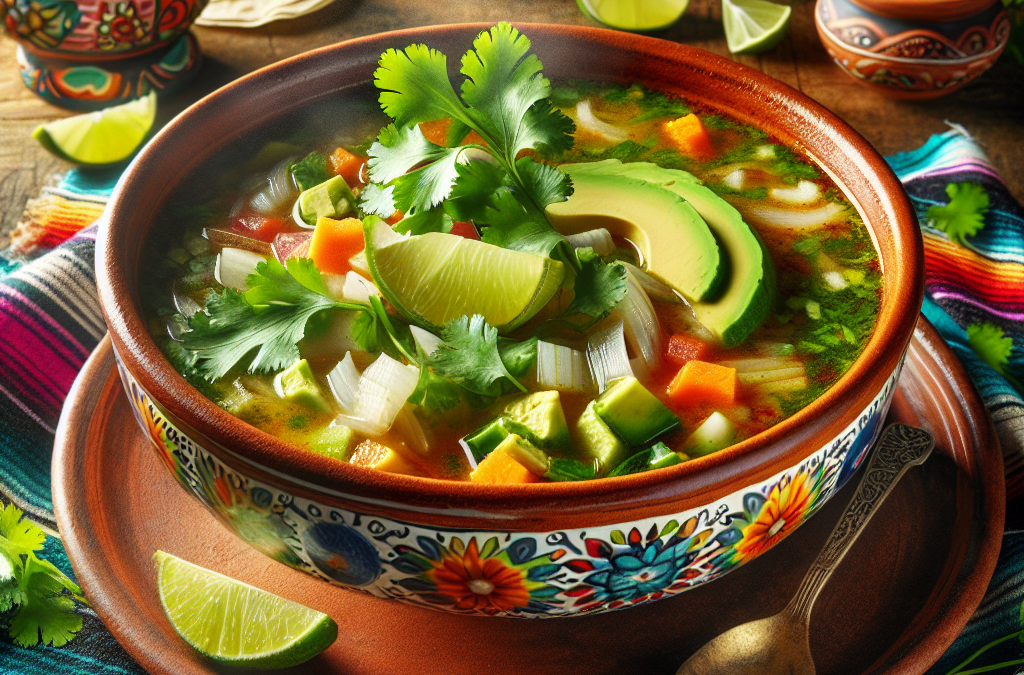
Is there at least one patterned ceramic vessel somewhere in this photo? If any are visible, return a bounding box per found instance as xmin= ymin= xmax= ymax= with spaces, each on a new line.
xmin=96 ymin=24 xmax=924 ymax=618
xmin=1 ymin=0 xmax=205 ymax=109
xmin=815 ymin=0 xmax=1010 ymax=99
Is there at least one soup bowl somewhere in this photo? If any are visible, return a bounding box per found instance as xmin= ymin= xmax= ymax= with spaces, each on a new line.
xmin=97 ymin=23 xmax=923 ymax=618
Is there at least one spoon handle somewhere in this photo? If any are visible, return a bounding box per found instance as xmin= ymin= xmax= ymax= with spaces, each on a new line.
xmin=786 ymin=424 xmax=933 ymax=621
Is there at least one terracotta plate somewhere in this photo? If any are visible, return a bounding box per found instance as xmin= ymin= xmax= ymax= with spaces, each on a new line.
xmin=52 ymin=318 xmax=1003 ymax=675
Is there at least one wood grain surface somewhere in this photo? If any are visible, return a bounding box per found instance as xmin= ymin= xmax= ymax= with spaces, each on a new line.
xmin=52 ymin=318 xmax=1004 ymax=675
xmin=2 ymin=0 xmax=1022 ymax=240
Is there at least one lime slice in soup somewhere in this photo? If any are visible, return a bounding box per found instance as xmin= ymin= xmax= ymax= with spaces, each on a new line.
xmin=33 ymin=91 xmax=156 ymax=166
xmin=154 ymin=551 xmax=337 ymax=668
xmin=722 ymin=0 xmax=791 ymax=55
xmin=364 ymin=216 xmax=565 ymax=332
xmin=575 ymin=0 xmax=690 ymax=31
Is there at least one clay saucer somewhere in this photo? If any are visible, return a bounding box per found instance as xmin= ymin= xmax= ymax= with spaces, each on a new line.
xmin=52 ymin=318 xmax=1003 ymax=675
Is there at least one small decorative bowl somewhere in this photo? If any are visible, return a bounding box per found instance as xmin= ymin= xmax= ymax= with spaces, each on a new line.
xmin=815 ymin=0 xmax=1010 ymax=99
xmin=2 ymin=0 xmax=206 ymax=109
xmin=97 ymin=24 xmax=923 ymax=619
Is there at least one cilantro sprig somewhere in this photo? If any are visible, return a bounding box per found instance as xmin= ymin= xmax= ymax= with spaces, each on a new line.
xmin=927 ymin=182 xmax=989 ymax=245
xmin=0 ymin=504 xmax=86 ymax=648
xmin=966 ymin=322 xmax=1014 ymax=376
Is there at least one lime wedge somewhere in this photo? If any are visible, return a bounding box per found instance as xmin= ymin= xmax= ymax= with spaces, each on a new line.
xmin=33 ymin=91 xmax=157 ymax=166
xmin=576 ymin=0 xmax=690 ymax=31
xmin=722 ymin=0 xmax=791 ymax=55
xmin=154 ymin=551 xmax=337 ymax=669
xmin=364 ymin=217 xmax=565 ymax=333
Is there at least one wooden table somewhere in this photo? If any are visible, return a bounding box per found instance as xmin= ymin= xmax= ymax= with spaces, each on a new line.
xmin=1 ymin=0 xmax=1021 ymax=239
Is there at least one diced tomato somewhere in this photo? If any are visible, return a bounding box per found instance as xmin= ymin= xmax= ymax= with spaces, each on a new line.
xmin=328 ymin=147 xmax=366 ymax=186
xmin=230 ymin=213 xmax=289 ymax=243
xmin=449 ymin=221 xmax=480 ymax=240
xmin=666 ymin=334 xmax=711 ymax=367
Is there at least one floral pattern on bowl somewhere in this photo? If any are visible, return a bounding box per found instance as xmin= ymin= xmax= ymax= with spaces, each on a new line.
xmin=116 ymin=350 xmax=900 ymax=618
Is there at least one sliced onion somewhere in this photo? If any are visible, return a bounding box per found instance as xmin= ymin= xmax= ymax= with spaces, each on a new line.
xmin=206 ymin=228 xmax=273 ymax=257
xmin=250 ymin=157 xmax=298 ymax=214
xmin=575 ymin=99 xmax=629 ymax=142
xmin=565 ymin=228 xmax=614 ymax=255
xmin=327 ymin=352 xmax=361 ymax=413
xmin=348 ymin=251 xmax=370 ymax=276
xmin=393 ymin=405 xmax=429 ymax=456
xmin=736 ymin=201 xmax=845 ymax=229
xmin=537 ymin=341 xmax=593 ymax=393
xmin=822 ymin=270 xmax=849 ymax=290
xmin=723 ymin=169 xmax=747 ymax=190
xmin=335 ymin=354 xmax=419 ymax=436
xmin=587 ymin=321 xmax=632 ymax=392
xmin=215 ymin=248 xmax=266 ymax=290
xmin=613 ymin=268 xmax=662 ymax=373
xmin=410 ymin=325 xmax=443 ymax=357
xmin=753 ymin=341 xmax=795 ymax=356
xmin=758 ymin=376 xmax=809 ymax=394
xmin=271 ymin=231 xmax=312 ymax=263
xmin=619 ymin=262 xmax=680 ymax=304
xmin=771 ymin=180 xmax=820 ymax=205
xmin=342 ymin=271 xmax=380 ymax=304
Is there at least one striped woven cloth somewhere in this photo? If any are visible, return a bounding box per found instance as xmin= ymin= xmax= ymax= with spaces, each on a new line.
xmin=0 ymin=130 xmax=1021 ymax=674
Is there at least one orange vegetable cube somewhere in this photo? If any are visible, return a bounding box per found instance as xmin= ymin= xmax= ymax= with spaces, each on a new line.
xmin=418 ymin=118 xmax=451 ymax=145
xmin=349 ymin=440 xmax=425 ymax=477
xmin=662 ymin=114 xmax=714 ymax=160
xmin=328 ymin=147 xmax=366 ymax=185
xmin=668 ymin=360 xmax=738 ymax=407
xmin=308 ymin=216 xmax=365 ymax=276
xmin=666 ymin=334 xmax=711 ymax=367
xmin=470 ymin=449 xmax=541 ymax=485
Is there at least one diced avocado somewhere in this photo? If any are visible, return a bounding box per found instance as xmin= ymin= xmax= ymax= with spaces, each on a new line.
xmin=680 ymin=412 xmax=736 ymax=458
xmin=306 ymin=423 xmax=355 ymax=462
xmin=297 ymin=175 xmax=356 ymax=225
xmin=493 ymin=434 xmax=549 ymax=476
xmin=593 ymin=377 xmax=681 ymax=448
xmin=545 ymin=169 xmax=723 ymax=302
xmin=544 ymin=457 xmax=598 ymax=482
xmin=460 ymin=417 xmax=509 ymax=468
xmin=502 ymin=391 xmax=572 ymax=451
xmin=274 ymin=359 xmax=330 ymax=413
xmin=607 ymin=442 xmax=684 ymax=477
xmin=576 ymin=401 xmax=629 ymax=476
xmin=559 ymin=160 xmax=776 ymax=346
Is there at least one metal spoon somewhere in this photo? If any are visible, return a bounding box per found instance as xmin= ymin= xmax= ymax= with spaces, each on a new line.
xmin=676 ymin=423 xmax=934 ymax=675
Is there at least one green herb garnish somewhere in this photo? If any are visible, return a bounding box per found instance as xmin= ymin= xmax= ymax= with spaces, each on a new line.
xmin=966 ymin=322 xmax=1013 ymax=375
xmin=927 ymin=182 xmax=989 ymax=245
xmin=289 ymin=151 xmax=332 ymax=191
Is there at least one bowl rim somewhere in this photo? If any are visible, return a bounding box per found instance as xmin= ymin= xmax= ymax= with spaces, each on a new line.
xmin=97 ymin=22 xmax=923 ymax=528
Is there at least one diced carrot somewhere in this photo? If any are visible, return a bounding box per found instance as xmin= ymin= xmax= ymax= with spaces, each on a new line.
xmin=418 ymin=119 xmax=451 ymax=146
xmin=449 ymin=221 xmax=480 ymax=240
xmin=350 ymin=440 xmax=425 ymax=477
xmin=666 ymin=334 xmax=712 ymax=367
xmin=470 ymin=449 xmax=541 ymax=485
xmin=463 ymin=130 xmax=487 ymax=146
xmin=308 ymin=216 xmax=364 ymax=275
xmin=385 ymin=211 xmax=404 ymax=226
xmin=668 ymin=360 xmax=738 ymax=407
xmin=230 ymin=213 xmax=289 ymax=243
xmin=328 ymin=147 xmax=366 ymax=186
xmin=662 ymin=114 xmax=714 ymax=160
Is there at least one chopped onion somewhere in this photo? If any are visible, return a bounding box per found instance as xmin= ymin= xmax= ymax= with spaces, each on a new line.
xmin=348 ymin=251 xmax=370 ymax=276
xmin=737 ymin=201 xmax=845 ymax=229
xmin=720 ymin=357 xmax=799 ymax=372
xmin=215 ymin=247 xmax=266 ymax=290
xmin=410 ymin=325 xmax=443 ymax=357
xmin=613 ymin=268 xmax=662 ymax=373
xmin=758 ymin=376 xmax=809 ymax=394
xmin=335 ymin=354 xmax=419 ymax=436
xmin=271 ymin=231 xmax=312 ymax=263
xmin=587 ymin=322 xmax=632 ymax=392
xmin=823 ymin=270 xmax=849 ymax=291
xmin=620 ymin=262 xmax=680 ymax=304
xmin=736 ymin=367 xmax=806 ymax=385
xmin=723 ymin=169 xmax=746 ymax=190
xmin=771 ymin=180 xmax=820 ymax=205
xmin=327 ymin=352 xmax=361 ymax=413
xmin=342 ymin=271 xmax=380 ymax=304
xmin=393 ymin=405 xmax=429 ymax=456
xmin=720 ymin=356 xmax=807 ymax=388
xmin=537 ymin=341 xmax=593 ymax=393
xmin=250 ymin=157 xmax=298 ymax=214
xmin=205 ymin=228 xmax=273 ymax=257
xmin=575 ymin=99 xmax=629 ymax=142
xmin=755 ymin=145 xmax=777 ymax=160
xmin=565 ymin=228 xmax=614 ymax=255
xmin=291 ymin=197 xmax=313 ymax=230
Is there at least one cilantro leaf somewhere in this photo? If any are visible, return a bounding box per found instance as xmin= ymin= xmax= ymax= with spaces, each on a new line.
xmin=0 ymin=503 xmax=44 ymax=553
xmin=390 ymin=146 xmax=466 ymax=214
xmin=498 ymin=336 xmax=538 ymax=376
xmin=928 ymin=182 xmax=989 ymax=245
xmin=393 ymin=205 xmax=453 ymax=235
xmin=9 ymin=558 xmax=82 ymax=648
xmin=359 ymin=183 xmax=398 ymax=218
xmin=408 ymin=363 xmax=463 ymax=413
xmin=374 ymin=44 xmax=468 ymax=129
xmin=515 ymin=157 xmax=573 ymax=209
xmin=0 ymin=552 xmax=19 ymax=612
xmin=565 ymin=247 xmax=627 ymax=320
xmin=967 ymin=322 xmax=1013 ymax=375
xmin=429 ymin=314 xmax=526 ymax=396
xmin=445 ymin=160 xmax=508 ymax=223
xmin=479 ymin=188 xmax=567 ymax=257
xmin=289 ymin=152 xmax=331 ymax=191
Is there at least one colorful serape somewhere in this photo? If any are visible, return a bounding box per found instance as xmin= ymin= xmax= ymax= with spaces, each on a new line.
xmin=0 ymin=130 xmax=1021 ymax=674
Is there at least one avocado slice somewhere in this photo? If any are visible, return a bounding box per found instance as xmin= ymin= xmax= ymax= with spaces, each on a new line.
xmin=306 ymin=423 xmax=356 ymax=462
xmin=558 ymin=160 xmax=776 ymax=346
xmin=592 ymin=376 xmax=681 ymax=448
xmin=502 ymin=391 xmax=572 ymax=451
xmin=545 ymin=171 xmax=723 ymax=302
xmin=494 ymin=434 xmax=550 ymax=476
xmin=460 ymin=417 xmax=509 ymax=467
xmin=296 ymin=175 xmax=356 ymax=225
xmin=274 ymin=359 xmax=331 ymax=413
xmin=576 ymin=401 xmax=629 ymax=476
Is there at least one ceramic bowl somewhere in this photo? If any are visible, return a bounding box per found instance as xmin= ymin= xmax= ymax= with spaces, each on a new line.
xmin=815 ymin=0 xmax=1010 ymax=99
xmin=2 ymin=0 xmax=205 ymax=109
xmin=96 ymin=23 xmax=923 ymax=618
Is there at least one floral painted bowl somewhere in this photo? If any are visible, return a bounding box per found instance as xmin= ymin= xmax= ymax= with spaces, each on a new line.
xmin=96 ymin=24 xmax=923 ymax=619
xmin=815 ymin=0 xmax=1010 ymax=99
xmin=2 ymin=0 xmax=205 ymax=109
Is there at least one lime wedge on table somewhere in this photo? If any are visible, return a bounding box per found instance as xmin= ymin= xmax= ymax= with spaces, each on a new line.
xmin=576 ymin=0 xmax=690 ymax=31
xmin=722 ymin=0 xmax=791 ymax=55
xmin=33 ymin=92 xmax=156 ymax=166
xmin=364 ymin=217 xmax=565 ymax=332
xmin=154 ymin=551 xmax=337 ymax=668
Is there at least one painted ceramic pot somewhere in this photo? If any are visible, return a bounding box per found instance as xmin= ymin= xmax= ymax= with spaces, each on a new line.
xmin=815 ymin=0 xmax=1010 ymax=99
xmin=1 ymin=0 xmax=205 ymax=109
xmin=96 ymin=24 xmax=923 ymax=618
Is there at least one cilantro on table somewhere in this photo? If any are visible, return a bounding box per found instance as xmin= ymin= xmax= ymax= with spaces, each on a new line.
xmin=0 ymin=504 xmax=86 ymax=648
xmin=289 ymin=151 xmax=332 ymax=191
xmin=966 ymin=322 xmax=1013 ymax=375
xmin=927 ymin=182 xmax=989 ymax=245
